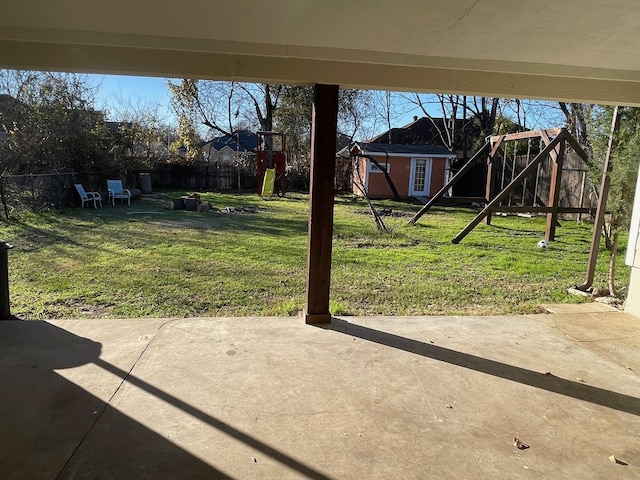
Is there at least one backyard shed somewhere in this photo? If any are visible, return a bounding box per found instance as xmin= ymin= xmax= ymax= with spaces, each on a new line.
xmin=344 ymin=142 xmax=456 ymax=199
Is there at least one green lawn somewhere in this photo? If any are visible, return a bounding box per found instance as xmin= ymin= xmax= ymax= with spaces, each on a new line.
xmin=0 ymin=191 xmax=629 ymax=319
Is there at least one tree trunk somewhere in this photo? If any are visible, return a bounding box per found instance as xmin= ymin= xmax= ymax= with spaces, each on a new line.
xmin=363 ymin=154 xmax=400 ymax=201
xmin=353 ymin=159 xmax=388 ymax=233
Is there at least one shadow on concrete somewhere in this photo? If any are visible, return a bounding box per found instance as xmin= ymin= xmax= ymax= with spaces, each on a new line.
xmin=0 ymin=321 xmax=230 ymax=479
xmin=0 ymin=320 xmax=332 ymax=480
xmin=94 ymin=359 xmax=333 ymax=480
xmin=324 ymin=318 xmax=640 ymax=417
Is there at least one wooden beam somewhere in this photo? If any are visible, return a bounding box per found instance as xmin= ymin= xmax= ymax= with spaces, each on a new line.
xmin=452 ymin=133 xmax=564 ymax=244
xmin=305 ymin=84 xmax=339 ymax=324
xmin=488 ymin=128 xmax=562 ymax=143
xmin=408 ymin=142 xmax=491 ymax=225
xmin=495 ymin=206 xmax=596 ymax=214
xmin=483 ymin=150 xmax=498 ymax=225
xmin=490 ymin=135 xmax=505 ymax=157
xmin=563 ymin=132 xmax=590 ymax=161
xmin=545 ymin=135 xmax=566 ymax=241
xmin=577 ymin=106 xmax=620 ymax=291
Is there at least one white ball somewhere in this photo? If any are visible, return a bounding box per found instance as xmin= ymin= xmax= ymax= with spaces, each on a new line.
xmin=537 ymin=239 xmax=549 ymax=248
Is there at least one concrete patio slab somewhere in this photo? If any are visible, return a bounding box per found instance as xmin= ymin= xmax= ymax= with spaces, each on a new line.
xmin=541 ymin=302 xmax=621 ymax=315
xmin=1 ymin=312 xmax=639 ymax=479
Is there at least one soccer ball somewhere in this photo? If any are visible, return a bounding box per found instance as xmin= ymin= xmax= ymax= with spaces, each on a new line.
xmin=537 ymin=239 xmax=549 ymax=248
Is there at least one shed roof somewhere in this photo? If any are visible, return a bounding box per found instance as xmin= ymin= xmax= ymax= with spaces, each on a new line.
xmin=346 ymin=142 xmax=456 ymax=158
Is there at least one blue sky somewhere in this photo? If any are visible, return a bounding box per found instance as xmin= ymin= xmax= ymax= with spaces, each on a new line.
xmin=86 ymin=74 xmax=421 ymax=129
xmin=86 ymin=74 xmax=557 ymax=135
xmin=88 ymin=74 xmax=175 ymax=121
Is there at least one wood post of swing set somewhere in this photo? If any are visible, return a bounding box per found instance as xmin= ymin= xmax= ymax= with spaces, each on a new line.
xmin=540 ymin=129 xmax=564 ymax=241
xmin=304 ymin=84 xmax=339 ymax=324
xmin=409 ymin=128 xmax=568 ymax=228
xmin=452 ymin=131 xmax=567 ymax=244
xmin=450 ymin=128 xmax=597 ymax=244
xmin=576 ymin=106 xmax=620 ymax=291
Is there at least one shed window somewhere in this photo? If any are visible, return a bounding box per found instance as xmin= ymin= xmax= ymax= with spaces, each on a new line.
xmin=368 ymin=159 xmax=390 ymax=173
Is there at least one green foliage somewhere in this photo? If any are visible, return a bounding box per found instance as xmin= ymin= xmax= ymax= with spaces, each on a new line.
xmin=589 ymin=106 xmax=640 ymax=233
xmin=170 ymin=114 xmax=202 ymax=163
xmin=0 ymin=70 xmax=131 ymax=179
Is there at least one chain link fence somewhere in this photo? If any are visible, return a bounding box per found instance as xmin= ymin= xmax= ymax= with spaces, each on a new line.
xmin=0 ymin=173 xmax=79 ymax=219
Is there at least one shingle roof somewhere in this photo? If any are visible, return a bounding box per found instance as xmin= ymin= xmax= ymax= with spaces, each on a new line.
xmin=356 ymin=142 xmax=455 ymax=156
xmin=207 ymin=129 xmax=257 ymax=152
xmin=367 ymin=116 xmax=482 ymax=151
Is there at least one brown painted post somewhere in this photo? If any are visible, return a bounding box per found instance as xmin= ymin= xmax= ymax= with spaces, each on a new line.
xmin=305 ymin=84 xmax=339 ymax=324
xmin=577 ymin=106 xmax=620 ymax=291
xmin=545 ymin=137 xmax=565 ymax=241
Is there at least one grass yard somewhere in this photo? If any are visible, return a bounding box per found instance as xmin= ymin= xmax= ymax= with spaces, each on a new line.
xmin=0 ymin=191 xmax=629 ymax=319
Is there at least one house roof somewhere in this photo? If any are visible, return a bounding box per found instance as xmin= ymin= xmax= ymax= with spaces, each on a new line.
xmin=368 ymin=116 xmax=484 ymax=151
xmin=206 ymin=130 xmax=257 ymax=153
xmin=348 ymin=142 xmax=456 ymax=158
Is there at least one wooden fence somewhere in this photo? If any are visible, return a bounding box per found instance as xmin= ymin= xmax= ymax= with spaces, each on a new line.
xmin=136 ymin=163 xmax=258 ymax=192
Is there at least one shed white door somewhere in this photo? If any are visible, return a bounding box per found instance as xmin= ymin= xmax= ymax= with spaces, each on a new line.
xmin=409 ymin=158 xmax=432 ymax=196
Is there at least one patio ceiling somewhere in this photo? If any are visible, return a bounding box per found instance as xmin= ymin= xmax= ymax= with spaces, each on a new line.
xmin=1 ymin=1 xmax=639 ymax=105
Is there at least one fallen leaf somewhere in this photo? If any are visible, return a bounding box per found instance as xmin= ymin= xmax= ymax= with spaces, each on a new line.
xmin=609 ymin=455 xmax=628 ymax=466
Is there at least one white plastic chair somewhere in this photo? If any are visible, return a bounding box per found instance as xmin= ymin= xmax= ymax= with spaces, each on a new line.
xmin=74 ymin=184 xmax=102 ymax=208
xmin=107 ymin=180 xmax=131 ymax=206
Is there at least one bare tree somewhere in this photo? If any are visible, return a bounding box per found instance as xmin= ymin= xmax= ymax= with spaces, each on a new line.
xmin=168 ymin=80 xmax=283 ymax=152
xmin=559 ymin=102 xmax=592 ymax=152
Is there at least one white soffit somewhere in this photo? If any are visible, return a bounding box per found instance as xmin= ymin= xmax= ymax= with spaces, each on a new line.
xmin=0 ymin=1 xmax=639 ymax=104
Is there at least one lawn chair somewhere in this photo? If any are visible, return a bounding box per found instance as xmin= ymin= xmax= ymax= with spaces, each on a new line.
xmin=74 ymin=184 xmax=103 ymax=209
xmin=107 ymin=180 xmax=131 ymax=206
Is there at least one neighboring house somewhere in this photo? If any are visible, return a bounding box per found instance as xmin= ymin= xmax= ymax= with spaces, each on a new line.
xmin=369 ymin=115 xmax=484 ymax=158
xmin=203 ymin=130 xmax=257 ymax=164
xmin=341 ymin=142 xmax=457 ymax=199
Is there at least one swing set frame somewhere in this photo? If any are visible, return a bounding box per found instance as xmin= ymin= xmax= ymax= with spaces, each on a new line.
xmin=408 ymin=128 xmax=593 ymax=243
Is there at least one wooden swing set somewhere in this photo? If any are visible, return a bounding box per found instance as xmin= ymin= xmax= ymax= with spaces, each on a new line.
xmin=408 ymin=128 xmax=593 ymax=243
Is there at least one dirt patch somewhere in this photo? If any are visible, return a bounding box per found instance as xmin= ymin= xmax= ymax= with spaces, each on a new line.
xmin=359 ymin=208 xmax=412 ymax=217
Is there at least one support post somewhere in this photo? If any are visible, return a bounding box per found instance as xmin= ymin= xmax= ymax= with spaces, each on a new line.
xmin=545 ymin=139 xmax=565 ymax=241
xmin=483 ymin=150 xmax=499 ymax=225
xmin=577 ymin=106 xmax=620 ymax=291
xmin=305 ymin=84 xmax=339 ymax=324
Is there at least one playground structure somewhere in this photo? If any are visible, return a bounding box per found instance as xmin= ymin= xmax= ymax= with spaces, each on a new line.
xmin=409 ymin=128 xmax=594 ymax=243
xmin=256 ymin=131 xmax=286 ymax=196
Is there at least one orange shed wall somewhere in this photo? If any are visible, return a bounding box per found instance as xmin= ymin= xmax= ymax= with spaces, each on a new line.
xmin=353 ymin=155 xmax=451 ymax=198
xmin=430 ymin=158 xmax=448 ymax=195
xmin=364 ymin=155 xmax=411 ymax=198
